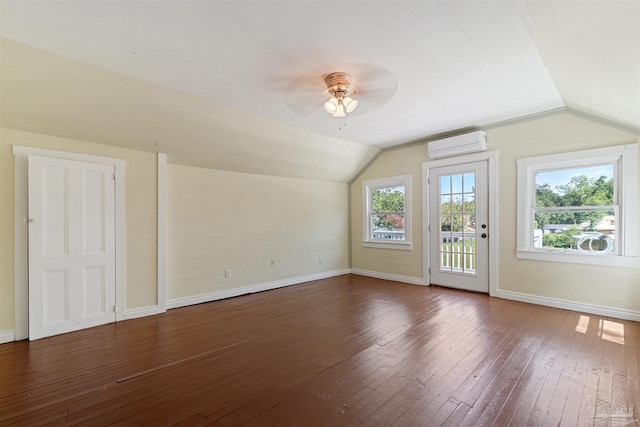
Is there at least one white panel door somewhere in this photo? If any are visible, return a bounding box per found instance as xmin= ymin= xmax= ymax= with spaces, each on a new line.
xmin=429 ymin=160 xmax=489 ymax=293
xmin=28 ymin=155 xmax=116 ymax=340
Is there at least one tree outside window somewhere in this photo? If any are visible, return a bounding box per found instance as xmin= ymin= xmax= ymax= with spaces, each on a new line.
xmin=371 ymin=186 xmax=405 ymax=233
xmin=534 ymin=165 xmax=615 ymax=251
xmin=516 ymin=143 xmax=638 ymax=267
xmin=362 ymin=175 xmax=412 ymax=250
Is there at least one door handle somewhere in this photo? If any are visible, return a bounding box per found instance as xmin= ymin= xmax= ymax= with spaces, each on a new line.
xmin=481 ymin=233 xmax=487 ymax=238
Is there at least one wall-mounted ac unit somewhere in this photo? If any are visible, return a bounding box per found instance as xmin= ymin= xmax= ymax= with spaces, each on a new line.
xmin=427 ymin=131 xmax=487 ymax=159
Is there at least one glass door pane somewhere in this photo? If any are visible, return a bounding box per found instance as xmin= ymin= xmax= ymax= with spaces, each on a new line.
xmin=439 ymin=172 xmax=476 ymax=275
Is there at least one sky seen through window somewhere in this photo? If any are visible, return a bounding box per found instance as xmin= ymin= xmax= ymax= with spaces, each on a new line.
xmin=535 ymin=165 xmax=614 ymax=193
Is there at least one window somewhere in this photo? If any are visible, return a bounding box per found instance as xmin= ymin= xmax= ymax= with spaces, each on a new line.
xmin=517 ymin=144 xmax=638 ymax=267
xmin=362 ymin=175 xmax=412 ymax=250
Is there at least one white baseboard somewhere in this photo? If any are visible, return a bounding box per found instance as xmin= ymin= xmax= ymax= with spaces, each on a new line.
xmin=0 ymin=330 xmax=16 ymax=344
xmin=495 ymin=289 xmax=640 ymax=322
xmin=125 ymin=306 xmax=161 ymax=320
xmin=167 ymin=269 xmax=351 ymax=310
xmin=349 ymin=270 xmax=639 ymax=322
xmin=350 ymin=269 xmax=426 ymax=286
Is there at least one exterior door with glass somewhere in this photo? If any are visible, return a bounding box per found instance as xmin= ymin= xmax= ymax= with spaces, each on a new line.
xmin=428 ymin=161 xmax=489 ymax=292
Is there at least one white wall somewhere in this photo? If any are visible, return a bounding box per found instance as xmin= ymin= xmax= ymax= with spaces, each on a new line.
xmin=351 ymin=112 xmax=640 ymax=317
xmin=166 ymin=164 xmax=349 ymax=305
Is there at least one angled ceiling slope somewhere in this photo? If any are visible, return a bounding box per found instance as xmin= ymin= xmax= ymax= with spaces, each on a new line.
xmin=519 ymin=1 xmax=640 ymax=130
xmin=0 ymin=39 xmax=378 ymax=183
xmin=0 ymin=1 xmax=638 ymax=182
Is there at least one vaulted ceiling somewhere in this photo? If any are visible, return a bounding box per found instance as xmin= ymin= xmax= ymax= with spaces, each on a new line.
xmin=1 ymin=1 xmax=638 ymax=182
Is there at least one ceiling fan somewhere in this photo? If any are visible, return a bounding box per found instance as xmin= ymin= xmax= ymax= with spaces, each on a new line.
xmin=322 ymin=72 xmax=359 ymax=117
xmin=281 ymin=63 xmax=398 ymax=119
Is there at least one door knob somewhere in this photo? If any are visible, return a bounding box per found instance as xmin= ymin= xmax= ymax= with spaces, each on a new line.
xmin=481 ymin=233 xmax=487 ymax=238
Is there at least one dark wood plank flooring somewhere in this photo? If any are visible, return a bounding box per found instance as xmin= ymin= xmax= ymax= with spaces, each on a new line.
xmin=1 ymin=274 xmax=638 ymax=426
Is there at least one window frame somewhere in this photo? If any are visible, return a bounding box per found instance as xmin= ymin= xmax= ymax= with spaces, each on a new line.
xmin=516 ymin=144 xmax=638 ymax=267
xmin=362 ymin=174 xmax=412 ymax=250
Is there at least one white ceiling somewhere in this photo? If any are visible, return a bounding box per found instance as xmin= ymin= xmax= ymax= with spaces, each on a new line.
xmin=1 ymin=1 xmax=638 ymax=181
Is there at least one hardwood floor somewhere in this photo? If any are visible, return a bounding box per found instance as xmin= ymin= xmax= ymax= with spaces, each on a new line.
xmin=1 ymin=274 xmax=638 ymax=426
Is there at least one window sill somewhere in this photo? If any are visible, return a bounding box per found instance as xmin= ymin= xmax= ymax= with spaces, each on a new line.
xmin=362 ymin=240 xmax=413 ymax=251
xmin=516 ymin=249 xmax=638 ymax=268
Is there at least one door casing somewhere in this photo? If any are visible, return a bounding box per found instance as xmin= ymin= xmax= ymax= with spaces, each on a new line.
xmin=422 ymin=150 xmax=499 ymax=295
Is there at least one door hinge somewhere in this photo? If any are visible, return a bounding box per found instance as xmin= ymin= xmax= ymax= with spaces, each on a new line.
xmin=113 ymin=172 xmax=117 ymax=180
xmin=114 ymin=304 xmax=118 ymax=313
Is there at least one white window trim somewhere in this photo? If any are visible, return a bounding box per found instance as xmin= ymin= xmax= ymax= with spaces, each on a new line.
xmin=362 ymin=174 xmax=412 ymax=250
xmin=516 ymin=143 xmax=638 ymax=268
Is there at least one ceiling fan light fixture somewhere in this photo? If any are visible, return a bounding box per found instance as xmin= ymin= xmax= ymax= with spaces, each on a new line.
xmin=332 ymin=103 xmax=346 ymax=117
xmin=324 ymin=97 xmax=339 ymax=113
xmin=343 ymin=97 xmax=358 ymax=113
xmin=323 ymin=72 xmax=358 ymax=118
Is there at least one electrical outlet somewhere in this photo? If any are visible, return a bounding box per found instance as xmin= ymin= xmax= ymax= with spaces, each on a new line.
xmin=270 ymin=259 xmax=275 ymax=267
xmin=225 ymin=269 xmax=231 ymax=278
xmin=319 ymin=257 xmax=324 ymax=265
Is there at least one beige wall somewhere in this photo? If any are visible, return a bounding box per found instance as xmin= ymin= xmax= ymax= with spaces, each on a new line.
xmin=0 ymin=128 xmax=349 ymax=337
xmin=351 ymin=145 xmax=426 ymax=279
xmin=493 ymin=114 xmax=639 ymax=311
xmin=351 ymin=112 xmax=640 ymax=313
xmin=166 ymin=164 xmax=348 ymax=301
xmin=2 ymin=110 xmax=637 ymax=336
xmin=0 ymin=128 xmax=158 ymax=333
